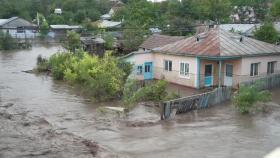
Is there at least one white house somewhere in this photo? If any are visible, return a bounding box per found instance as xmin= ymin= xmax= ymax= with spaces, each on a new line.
xmin=0 ymin=17 xmax=38 ymax=39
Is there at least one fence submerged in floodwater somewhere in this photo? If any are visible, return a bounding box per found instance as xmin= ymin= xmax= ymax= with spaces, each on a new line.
xmin=241 ymin=73 xmax=280 ymax=90
xmin=161 ymin=73 xmax=280 ymax=120
xmin=161 ymin=86 xmax=232 ymax=120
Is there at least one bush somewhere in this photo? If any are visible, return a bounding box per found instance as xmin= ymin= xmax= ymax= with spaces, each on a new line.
xmin=123 ymin=80 xmax=180 ymax=109
xmin=0 ymin=31 xmax=17 ymax=50
xmin=46 ymin=51 xmax=126 ymax=101
xmin=233 ymin=83 xmax=272 ymax=114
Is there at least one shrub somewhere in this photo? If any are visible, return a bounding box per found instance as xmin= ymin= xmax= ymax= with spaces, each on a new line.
xmin=46 ymin=51 xmax=126 ymax=101
xmin=233 ymin=83 xmax=272 ymax=114
xmin=123 ymin=80 xmax=179 ymax=109
xmin=0 ymin=31 xmax=17 ymax=50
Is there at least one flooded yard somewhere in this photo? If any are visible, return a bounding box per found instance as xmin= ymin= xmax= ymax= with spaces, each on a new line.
xmin=0 ymin=45 xmax=280 ymax=158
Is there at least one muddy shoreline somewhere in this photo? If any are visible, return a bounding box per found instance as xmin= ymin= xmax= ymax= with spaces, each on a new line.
xmin=0 ymin=103 xmax=119 ymax=158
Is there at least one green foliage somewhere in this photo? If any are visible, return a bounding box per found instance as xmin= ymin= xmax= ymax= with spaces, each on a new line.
xmin=122 ymin=25 xmax=148 ymax=52
xmin=233 ymin=83 xmax=272 ymax=114
xmin=203 ymin=0 xmax=232 ymax=23
xmin=103 ymin=33 xmax=115 ymax=50
xmin=0 ymin=31 xmax=17 ymax=50
xmin=47 ymin=51 xmax=127 ymax=101
xmin=123 ymin=80 xmax=179 ymax=109
xmin=47 ymin=14 xmax=65 ymax=25
xmin=271 ymin=0 xmax=280 ymax=18
xmin=39 ymin=19 xmax=49 ymax=38
xmin=64 ymin=31 xmax=81 ymax=52
xmin=254 ymin=22 xmax=279 ymax=44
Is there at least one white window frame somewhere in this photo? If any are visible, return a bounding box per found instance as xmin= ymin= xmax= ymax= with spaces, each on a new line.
xmin=179 ymin=62 xmax=190 ymax=79
xmin=267 ymin=61 xmax=277 ymax=75
xmin=164 ymin=60 xmax=172 ymax=71
xmin=250 ymin=63 xmax=260 ymax=77
xmin=137 ymin=65 xmax=143 ymax=75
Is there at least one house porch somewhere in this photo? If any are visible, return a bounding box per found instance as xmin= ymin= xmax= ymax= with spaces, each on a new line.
xmin=196 ymin=57 xmax=242 ymax=89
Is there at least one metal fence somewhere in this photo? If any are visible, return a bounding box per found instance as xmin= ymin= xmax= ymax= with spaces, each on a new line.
xmin=160 ymin=86 xmax=232 ymax=120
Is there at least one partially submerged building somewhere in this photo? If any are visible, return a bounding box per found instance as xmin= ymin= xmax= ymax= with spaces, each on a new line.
xmin=123 ymin=28 xmax=280 ymax=89
xmin=0 ymin=17 xmax=38 ymax=39
xmin=48 ymin=25 xmax=82 ymax=38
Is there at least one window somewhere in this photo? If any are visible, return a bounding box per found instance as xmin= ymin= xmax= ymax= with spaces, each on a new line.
xmin=164 ymin=60 xmax=172 ymax=71
xmin=16 ymin=27 xmax=25 ymax=33
xmin=225 ymin=64 xmax=233 ymax=77
xmin=267 ymin=61 xmax=276 ymax=74
xmin=137 ymin=65 xmax=143 ymax=75
xmin=250 ymin=63 xmax=259 ymax=76
xmin=145 ymin=64 xmax=151 ymax=73
xmin=180 ymin=62 xmax=189 ymax=77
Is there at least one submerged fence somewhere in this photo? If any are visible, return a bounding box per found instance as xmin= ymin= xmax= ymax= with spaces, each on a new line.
xmin=240 ymin=73 xmax=280 ymax=90
xmin=161 ymin=86 xmax=232 ymax=120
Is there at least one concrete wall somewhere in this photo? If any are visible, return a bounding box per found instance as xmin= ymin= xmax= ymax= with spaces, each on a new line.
xmin=124 ymin=52 xmax=198 ymax=88
xmin=238 ymin=55 xmax=280 ymax=83
xmin=124 ymin=52 xmax=280 ymax=89
xmin=153 ymin=53 xmax=197 ymax=88
xmin=199 ymin=59 xmax=242 ymax=87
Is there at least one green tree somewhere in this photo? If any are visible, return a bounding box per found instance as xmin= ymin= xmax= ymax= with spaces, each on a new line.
xmin=254 ymin=22 xmax=279 ymax=44
xmin=0 ymin=31 xmax=17 ymax=50
xmin=271 ymin=0 xmax=280 ymax=18
xmin=203 ymin=0 xmax=232 ymax=23
xmin=65 ymin=31 xmax=81 ymax=52
xmin=47 ymin=14 xmax=65 ymax=25
xmin=39 ymin=20 xmax=49 ymax=38
xmin=103 ymin=33 xmax=115 ymax=50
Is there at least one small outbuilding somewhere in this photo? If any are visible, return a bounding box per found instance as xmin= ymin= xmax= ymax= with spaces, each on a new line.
xmin=80 ymin=36 xmax=105 ymax=56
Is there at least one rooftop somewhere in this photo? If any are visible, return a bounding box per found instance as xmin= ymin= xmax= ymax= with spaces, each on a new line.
xmin=153 ymin=28 xmax=280 ymax=57
xmin=97 ymin=20 xmax=121 ymax=28
xmin=219 ymin=23 xmax=260 ymax=35
xmin=140 ymin=34 xmax=185 ymax=50
xmin=50 ymin=25 xmax=82 ymax=29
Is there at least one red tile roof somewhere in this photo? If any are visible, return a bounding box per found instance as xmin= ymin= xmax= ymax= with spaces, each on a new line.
xmin=153 ymin=28 xmax=280 ymax=57
xmin=139 ymin=34 xmax=185 ymax=50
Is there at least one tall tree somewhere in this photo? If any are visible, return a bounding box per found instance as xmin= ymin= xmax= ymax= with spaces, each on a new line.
xmin=271 ymin=0 xmax=280 ymax=18
xmin=254 ymin=22 xmax=279 ymax=44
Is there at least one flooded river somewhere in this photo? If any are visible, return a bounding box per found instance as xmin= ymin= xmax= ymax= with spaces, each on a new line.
xmin=0 ymin=45 xmax=280 ymax=158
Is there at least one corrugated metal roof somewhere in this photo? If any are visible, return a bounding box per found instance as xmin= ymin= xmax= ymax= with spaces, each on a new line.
xmin=98 ymin=20 xmax=121 ymax=28
xmin=139 ymin=34 xmax=185 ymax=50
xmin=50 ymin=25 xmax=82 ymax=29
xmin=0 ymin=17 xmax=19 ymax=26
xmin=219 ymin=24 xmax=260 ymax=35
xmin=0 ymin=19 xmax=8 ymax=26
xmin=153 ymin=28 xmax=280 ymax=57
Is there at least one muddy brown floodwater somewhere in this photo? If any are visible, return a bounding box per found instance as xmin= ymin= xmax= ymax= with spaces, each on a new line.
xmin=1 ymin=44 xmax=280 ymax=158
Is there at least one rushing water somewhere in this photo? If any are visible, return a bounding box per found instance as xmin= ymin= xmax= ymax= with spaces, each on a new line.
xmin=0 ymin=45 xmax=280 ymax=158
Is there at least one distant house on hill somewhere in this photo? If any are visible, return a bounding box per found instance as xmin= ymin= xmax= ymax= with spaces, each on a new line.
xmin=122 ymin=28 xmax=280 ymax=89
xmin=0 ymin=17 xmax=38 ymax=39
xmin=93 ymin=20 xmax=122 ymax=29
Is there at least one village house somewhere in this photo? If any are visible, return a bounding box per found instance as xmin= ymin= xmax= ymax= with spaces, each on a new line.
xmin=123 ymin=27 xmax=280 ymax=89
xmin=48 ymin=25 xmax=82 ymax=38
xmin=0 ymin=17 xmax=38 ymax=39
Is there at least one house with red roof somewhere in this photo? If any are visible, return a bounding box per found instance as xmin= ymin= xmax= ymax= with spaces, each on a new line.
xmin=123 ymin=27 xmax=280 ymax=89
